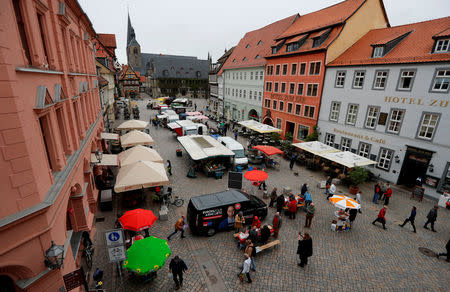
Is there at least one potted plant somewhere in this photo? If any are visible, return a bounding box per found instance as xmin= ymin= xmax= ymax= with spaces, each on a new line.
xmin=348 ymin=166 xmax=368 ymax=195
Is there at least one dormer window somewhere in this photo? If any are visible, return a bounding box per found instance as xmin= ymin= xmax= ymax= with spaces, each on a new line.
xmin=434 ymin=39 xmax=449 ymax=53
xmin=257 ymin=40 xmax=263 ymax=46
xmin=242 ymin=57 xmax=247 ymax=61
xmin=245 ymin=44 xmax=251 ymax=48
xmin=255 ymin=55 xmax=260 ymax=59
xmin=232 ymin=59 xmax=236 ymax=63
xmin=373 ymin=46 xmax=384 ymax=58
xmin=272 ymin=47 xmax=278 ymax=54
xmin=312 ymin=28 xmax=332 ymax=48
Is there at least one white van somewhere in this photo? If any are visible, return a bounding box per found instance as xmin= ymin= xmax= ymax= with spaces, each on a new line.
xmin=217 ymin=136 xmax=248 ymax=168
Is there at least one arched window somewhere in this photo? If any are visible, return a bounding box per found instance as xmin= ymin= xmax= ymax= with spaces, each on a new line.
xmin=133 ymin=48 xmax=138 ymax=54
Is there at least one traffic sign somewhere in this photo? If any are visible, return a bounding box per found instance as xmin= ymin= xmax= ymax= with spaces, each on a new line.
xmin=104 ymin=229 xmax=125 ymax=246
xmin=106 ymin=245 xmax=127 ymax=262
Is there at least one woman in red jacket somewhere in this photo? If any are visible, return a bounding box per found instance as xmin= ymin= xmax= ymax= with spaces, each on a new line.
xmin=251 ymin=216 xmax=261 ymax=229
xmin=372 ymin=206 xmax=387 ymax=230
xmin=288 ymin=198 xmax=298 ymax=219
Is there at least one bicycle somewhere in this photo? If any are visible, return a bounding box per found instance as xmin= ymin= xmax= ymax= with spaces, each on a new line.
xmin=83 ymin=244 xmax=94 ymax=269
xmin=162 ymin=192 xmax=184 ymax=207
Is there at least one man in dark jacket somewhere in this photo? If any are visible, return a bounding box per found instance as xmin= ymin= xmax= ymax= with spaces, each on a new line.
xmin=269 ymin=188 xmax=278 ymax=207
xmin=169 ymin=256 xmax=188 ymax=290
xmin=437 ymin=239 xmax=450 ymax=262
xmin=297 ymin=233 xmax=313 ymax=267
xmin=424 ymin=206 xmax=438 ymax=232
xmin=260 ymin=225 xmax=271 ymax=245
xmin=301 ymin=183 xmax=308 ymax=196
xmin=276 ymin=194 xmax=285 ymax=214
xmin=399 ymin=206 xmax=417 ymax=233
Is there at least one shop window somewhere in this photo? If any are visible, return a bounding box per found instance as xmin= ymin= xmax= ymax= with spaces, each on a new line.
xmin=297 ymin=125 xmax=308 ymax=140
xmin=377 ymin=148 xmax=393 ymax=170
xmin=39 ymin=115 xmax=56 ymax=171
xmin=417 ymin=112 xmax=440 ymax=141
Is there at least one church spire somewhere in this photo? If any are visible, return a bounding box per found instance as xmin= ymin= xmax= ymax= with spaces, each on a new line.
xmin=127 ymin=12 xmax=136 ymax=47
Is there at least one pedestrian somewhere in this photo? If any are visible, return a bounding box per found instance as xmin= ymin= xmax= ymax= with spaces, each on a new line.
xmin=327 ymin=183 xmax=336 ymax=200
xmin=276 ymin=193 xmax=285 ymax=214
xmin=424 ymin=206 xmax=438 ymax=232
xmin=289 ymin=154 xmax=297 ymax=170
xmin=244 ymin=239 xmax=256 ymax=271
xmin=383 ymin=183 xmax=392 ymax=205
xmin=348 ymin=208 xmax=358 ymax=228
xmin=304 ymin=191 xmax=312 ymax=209
xmin=296 ymin=232 xmax=313 ymax=267
xmin=251 ymin=216 xmax=261 ymax=229
xmin=235 ymin=211 xmax=245 ymax=233
xmin=288 ymin=197 xmax=298 ymax=219
xmin=305 ymin=203 xmax=315 ymax=228
xmin=167 ymin=160 xmax=172 ymax=176
xmin=239 ymin=254 xmax=252 ymax=283
xmin=379 ymin=182 xmax=387 ymax=201
xmin=399 ymin=206 xmax=417 ymax=233
xmin=194 ymin=103 xmax=197 ymax=111
xmin=167 ymin=215 xmax=186 ymax=240
xmin=355 ymin=191 xmax=362 ymax=213
xmin=169 ymin=255 xmax=188 ymax=290
xmin=301 ymin=183 xmax=308 ymax=196
xmin=269 ymin=187 xmax=278 ymax=207
xmin=436 ymin=239 xmax=450 ymax=262
xmin=373 ymin=182 xmax=381 ymax=204
xmin=258 ymin=180 xmax=267 ymax=191
xmin=272 ymin=212 xmax=282 ymax=238
xmin=372 ymin=206 xmax=387 ymax=230
xmin=234 ymin=130 xmax=238 ymax=140
xmin=260 ymin=225 xmax=271 ymax=245
xmin=326 ymin=176 xmax=333 ymax=186
xmin=248 ymin=226 xmax=258 ymax=244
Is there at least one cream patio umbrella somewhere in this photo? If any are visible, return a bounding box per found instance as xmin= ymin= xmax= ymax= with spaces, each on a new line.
xmin=292 ymin=141 xmax=340 ymax=156
xmin=116 ymin=120 xmax=149 ymax=131
xmin=114 ymin=161 xmax=169 ymax=193
xmin=321 ymin=151 xmax=376 ymax=168
xmin=119 ymin=145 xmax=164 ymax=166
xmin=120 ymin=130 xmax=154 ymax=148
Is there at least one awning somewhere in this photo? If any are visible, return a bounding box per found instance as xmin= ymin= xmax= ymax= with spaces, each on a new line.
xmin=119 ymin=145 xmax=164 ymax=166
xmin=253 ymin=145 xmax=283 ymax=156
xmin=173 ymin=98 xmax=188 ymax=103
xmin=292 ymin=141 xmax=340 ymax=156
xmin=120 ymin=130 xmax=155 ymax=147
xmin=114 ymin=161 xmax=169 ymax=193
xmin=101 ymin=132 xmax=119 ymax=141
xmin=186 ymin=111 xmax=202 ymax=116
xmin=116 ymin=120 xmax=149 ymax=131
xmin=91 ymin=154 xmax=119 ymax=166
xmin=238 ymin=120 xmax=282 ymax=134
xmin=321 ymin=151 xmax=376 ymax=168
xmin=177 ymin=135 xmax=235 ymax=161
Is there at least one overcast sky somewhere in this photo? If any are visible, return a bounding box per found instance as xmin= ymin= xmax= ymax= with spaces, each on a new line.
xmin=78 ymin=0 xmax=450 ymax=64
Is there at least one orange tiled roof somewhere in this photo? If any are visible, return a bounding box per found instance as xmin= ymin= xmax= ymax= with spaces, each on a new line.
xmin=98 ymin=34 xmax=117 ymax=48
xmin=140 ymin=76 xmax=146 ymax=82
xmin=277 ymin=0 xmax=366 ymax=39
xmin=433 ymin=28 xmax=450 ymax=39
xmin=328 ymin=17 xmax=450 ymax=66
xmin=219 ymin=14 xmax=298 ymax=73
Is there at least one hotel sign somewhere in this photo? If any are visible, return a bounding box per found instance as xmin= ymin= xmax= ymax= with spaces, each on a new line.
xmin=333 ymin=128 xmax=386 ymax=144
xmin=385 ymin=96 xmax=448 ymax=107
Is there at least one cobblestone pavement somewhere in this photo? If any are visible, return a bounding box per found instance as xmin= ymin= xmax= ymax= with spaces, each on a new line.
xmin=90 ymin=95 xmax=450 ymax=292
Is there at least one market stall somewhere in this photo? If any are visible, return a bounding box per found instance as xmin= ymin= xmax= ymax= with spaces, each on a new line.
xmin=120 ymin=130 xmax=155 ymax=148
xmin=321 ymin=151 xmax=376 ymax=168
xmin=119 ymin=145 xmax=164 ymax=166
xmin=116 ymin=120 xmax=149 ymax=131
xmin=114 ymin=160 xmax=169 ymax=193
xmin=292 ymin=141 xmax=340 ymax=156
xmin=329 ymin=195 xmax=360 ymax=232
xmin=238 ymin=120 xmax=282 ymax=134
xmin=177 ymin=135 xmax=235 ymax=178
xmin=252 ymin=145 xmax=283 ymax=169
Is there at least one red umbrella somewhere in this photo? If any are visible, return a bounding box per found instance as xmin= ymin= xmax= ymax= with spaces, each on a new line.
xmin=119 ymin=209 xmax=157 ymax=231
xmin=244 ymin=170 xmax=268 ymax=182
xmin=253 ymin=145 xmax=283 ymax=156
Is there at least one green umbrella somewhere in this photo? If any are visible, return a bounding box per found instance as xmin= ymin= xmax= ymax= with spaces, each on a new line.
xmin=123 ymin=236 xmax=171 ymax=274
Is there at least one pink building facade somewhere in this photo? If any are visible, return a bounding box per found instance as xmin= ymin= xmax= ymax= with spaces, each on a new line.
xmin=0 ymin=0 xmax=103 ymax=291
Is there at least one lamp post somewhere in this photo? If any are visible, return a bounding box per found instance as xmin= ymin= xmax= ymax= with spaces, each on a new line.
xmin=44 ymin=241 xmax=64 ymax=270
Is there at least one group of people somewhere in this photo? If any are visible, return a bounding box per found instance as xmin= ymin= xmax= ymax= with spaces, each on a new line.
xmin=372 ymin=181 xmax=393 ymax=205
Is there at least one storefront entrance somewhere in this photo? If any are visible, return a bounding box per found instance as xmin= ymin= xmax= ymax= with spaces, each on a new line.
xmin=398 ymin=146 xmax=433 ymax=187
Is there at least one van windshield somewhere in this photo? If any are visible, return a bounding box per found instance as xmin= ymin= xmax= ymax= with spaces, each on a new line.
xmin=234 ymin=149 xmax=245 ymax=158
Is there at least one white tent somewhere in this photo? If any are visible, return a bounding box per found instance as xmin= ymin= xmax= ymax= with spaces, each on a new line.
xmin=120 ymin=130 xmax=154 ymax=147
xmin=90 ymin=154 xmax=119 ymax=166
xmin=101 ymin=132 xmax=119 ymax=141
xmin=118 ymin=145 xmax=164 ymax=166
xmin=114 ymin=161 xmax=169 ymax=193
xmin=321 ymin=151 xmax=376 ymax=168
xmin=177 ymin=135 xmax=235 ymax=161
xmin=238 ymin=120 xmax=281 ymax=134
xmin=116 ymin=120 xmax=148 ymax=131
xmin=292 ymin=141 xmax=340 ymax=156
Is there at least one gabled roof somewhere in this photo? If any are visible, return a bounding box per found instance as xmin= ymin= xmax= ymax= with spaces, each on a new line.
xmin=211 ymin=47 xmax=236 ymax=75
xmin=328 ymin=17 xmax=450 ymax=67
xmin=120 ymin=65 xmax=140 ymax=80
xmin=277 ymin=0 xmax=367 ymax=39
xmin=98 ymin=34 xmax=117 ymax=48
xmin=433 ymin=28 xmax=450 ymax=39
xmin=220 ymin=14 xmax=298 ymax=73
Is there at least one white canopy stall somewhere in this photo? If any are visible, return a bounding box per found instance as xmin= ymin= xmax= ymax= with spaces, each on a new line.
xmin=238 ymin=120 xmax=281 ymax=134
xmin=177 ymin=135 xmax=235 ymax=161
xmin=292 ymin=141 xmax=340 ymax=156
xmin=321 ymin=151 xmax=376 ymax=168
xmin=116 ymin=120 xmax=149 ymax=131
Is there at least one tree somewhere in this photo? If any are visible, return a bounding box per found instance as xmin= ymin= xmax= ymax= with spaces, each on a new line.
xmin=305 ymin=125 xmax=318 ymax=142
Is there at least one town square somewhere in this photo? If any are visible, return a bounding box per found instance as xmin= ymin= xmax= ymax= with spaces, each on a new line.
xmin=0 ymin=0 xmax=449 ymax=291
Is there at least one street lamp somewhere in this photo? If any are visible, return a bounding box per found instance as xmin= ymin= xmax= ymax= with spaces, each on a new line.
xmin=44 ymin=241 xmax=64 ymax=270
xmin=95 ymin=149 xmax=103 ymax=163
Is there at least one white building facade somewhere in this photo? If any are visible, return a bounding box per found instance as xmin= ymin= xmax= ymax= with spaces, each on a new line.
xmin=223 ymin=67 xmax=265 ymax=121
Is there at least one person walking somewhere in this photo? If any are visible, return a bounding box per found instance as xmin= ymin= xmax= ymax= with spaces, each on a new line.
xmin=356 ymin=191 xmax=362 ymax=214
xmin=383 ymin=183 xmax=392 ymax=205
xmin=305 ymin=203 xmax=316 ymax=228
xmin=424 ymin=206 xmax=438 ymax=232
xmin=234 ymin=130 xmax=238 ymax=140
xmin=244 ymin=239 xmax=256 ymax=271
xmin=240 ymin=254 xmax=252 ymax=283
xmin=194 ymin=103 xmax=197 ymax=111
xmin=167 ymin=216 xmax=186 ymax=240
xmin=272 ymin=212 xmax=282 ymax=238
xmin=289 ymin=154 xmax=297 ymax=170
xmin=167 ymin=160 xmax=172 ymax=176
xmin=399 ymin=206 xmax=417 ymax=233
xmin=288 ymin=197 xmax=298 ymax=219
xmin=301 ymin=183 xmax=308 ymax=196
xmin=304 ymin=191 xmax=312 ymax=209
xmin=348 ymin=208 xmax=358 ymax=228
xmin=235 ymin=212 xmax=245 ymax=233
xmin=269 ymin=188 xmax=278 ymax=207
xmin=436 ymin=239 xmax=450 ymax=262
xmin=372 ymin=206 xmax=387 ymax=230
xmin=297 ymin=233 xmax=313 ymax=267
xmin=276 ymin=193 xmax=285 ymax=214
xmin=251 ymin=216 xmax=261 ymax=229
xmin=327 ymin=183 xmax=336 ymax=200
xmin=373 ymin=182 xmax=381 ymax=204
xmin=169 ymin=256 xmax=188 ymax=290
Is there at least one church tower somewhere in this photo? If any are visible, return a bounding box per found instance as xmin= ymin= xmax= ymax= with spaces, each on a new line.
xmin=126 ymin=13 xmax=141 ymax=69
